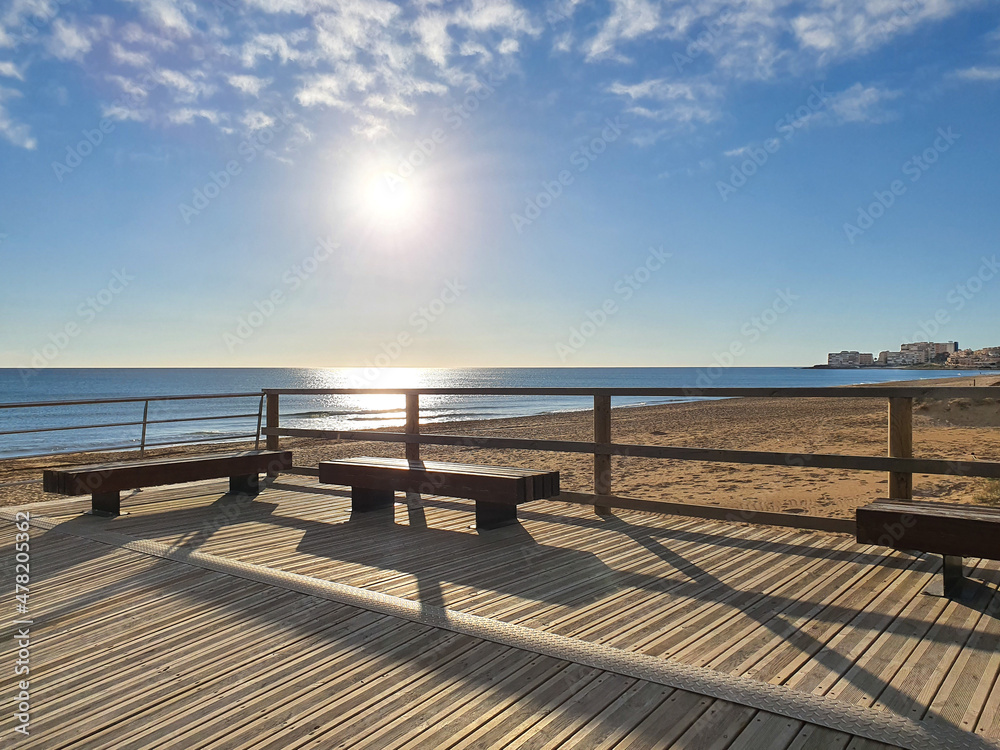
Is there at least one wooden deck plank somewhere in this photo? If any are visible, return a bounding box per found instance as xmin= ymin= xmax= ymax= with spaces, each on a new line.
xmin=5 ymin=479 xmax=998 ymax=749
xmin=739 ymin=554 xmax=932 ymax=686
xmin=549 ymin=681 xmax=673 ymax=749
xmin=782 ymin=561 xmax=944 ymax=697
xmin=264 ymin=639 xmax=514 ymax=750
xmin=660 ymin=700 xmax=756 ymax=750
xmin=447 ymin=663 xmax=604 ymax=750
xmin=610 ymin=690 xmax=714 ymax=749
xmin=865 ymin=565 xmax=992 ymax=722
xmin=347 ymin=648 xmax=548 ymax=750
xmin=727 ymin=712 xmax=803 ymax=750
xmin=389 ymin=655 xmax=574 ymax=750
xmin=925 ymin=584 xmax=1000 ymax=734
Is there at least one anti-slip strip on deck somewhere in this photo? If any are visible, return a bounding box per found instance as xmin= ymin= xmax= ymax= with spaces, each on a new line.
xmin=8 ymin=509 xmax=997 ymax=750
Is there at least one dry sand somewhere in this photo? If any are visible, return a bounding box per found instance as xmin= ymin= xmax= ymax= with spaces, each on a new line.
xmin=3 ymin=374 xmax=999 ymax=519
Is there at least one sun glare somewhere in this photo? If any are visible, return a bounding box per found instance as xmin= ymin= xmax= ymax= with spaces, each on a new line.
xmin=361 ymin=172 xmax=421 ymax=228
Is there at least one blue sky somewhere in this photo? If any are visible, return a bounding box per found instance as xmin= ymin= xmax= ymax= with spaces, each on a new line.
xmin=0 ymin=0 xmax=998 ymax=369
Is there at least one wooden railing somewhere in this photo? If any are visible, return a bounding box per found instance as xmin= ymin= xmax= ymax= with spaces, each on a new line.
xmin=260 ymin=386 xmax=1000 ymax=532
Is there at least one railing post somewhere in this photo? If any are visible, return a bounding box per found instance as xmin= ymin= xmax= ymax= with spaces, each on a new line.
xmin=139 ymin=400 xmax=149 ymax=457
xmin=594 ymin=395 xmax=612 ymax=515
xmin=265 ymin=393 xmax=279 ymax=451
xmin=888 ymin=397 xmax=913 ymax=500
xmin=405 ymin=393 xmax=420 ymax=462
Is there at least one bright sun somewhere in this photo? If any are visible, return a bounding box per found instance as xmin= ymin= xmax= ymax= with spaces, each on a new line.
xmin=361 ymin=173 xmax=420 ymax=228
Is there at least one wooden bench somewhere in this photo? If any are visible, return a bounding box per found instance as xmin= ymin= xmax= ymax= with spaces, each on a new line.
xmin=857 ymin=499 xmax=1000 ymax=597
xmin=318 ymin=457 xmax=560 ymax=529
xmin=43 ymin=450 xmax=293 ymax=516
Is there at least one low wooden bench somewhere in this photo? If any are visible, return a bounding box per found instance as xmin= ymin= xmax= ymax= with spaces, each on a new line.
xmin=43 ymin=450 xmax=293 ymax=516
xmin=857 ymin=499 xmax=1000 ymax=597
xmin=318 ymin=457 xmax=560 ymax=529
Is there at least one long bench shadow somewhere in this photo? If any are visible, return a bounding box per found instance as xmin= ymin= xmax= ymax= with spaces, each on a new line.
xmin=70 ymin=487 xmax=627 ymax=610
xmin=33 ymin=484 xmax=1000 ymax=652
xmin=613 ymin=516 xmax=1000 ymax=736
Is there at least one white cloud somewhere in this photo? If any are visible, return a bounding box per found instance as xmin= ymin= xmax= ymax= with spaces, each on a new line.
xmin=153 ymin=68 xmax=214 ymax=102
xmin=167 ymin=107 xmax=223 ymax=125
xmin=0 ymin=61 xmax=22 ymax=79
xmin=120 ymin=21 xmax=177 ymax=50
xmin=227 ymin=74 xmax=271 ymax=96
xmin=0 ymin=86 xmax=35 ymax=149
xmin=110 ymin=42 xmax=152 ymax=67
xmin=414 ymin=13 xmax=451 ymax=66
xmin=240 ymin=31 xmax=309 ymax=67
xmin=954 ymin=66 xmax=1000 ymax=81
xmin=241 ymin=110 xmax=275 ymax=130
xmin=825 ymin=82 xmax=901 ymax=124
xmin=586 ymin=0 xmax=661 ymax=61
xmin=791 ymin=0 xmax=979 ymax=62
xmin=608 ymin=78 xmax=722 ymax=124
xmin=295 ymin=74 xmax=349 ymax=108
xmin=120 ymin=0 xmax=194 ymax=38
xmin=47 ymin=19 xmax=100 ymax=61
xmin=103 ymin=102 xmax=151 ymax=121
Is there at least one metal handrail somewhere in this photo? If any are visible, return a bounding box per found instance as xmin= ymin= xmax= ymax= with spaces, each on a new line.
xmin=1 ymin=392 xmax=266 ymax=461
xmin=0 ymin=412 xmax=263 ymax=437
xmin=0 ymin=392 xmax=261 ymax=409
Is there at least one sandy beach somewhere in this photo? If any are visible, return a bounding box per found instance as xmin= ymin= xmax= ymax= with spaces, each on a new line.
xmin=3 ymin=374 xmax=998 ymax=519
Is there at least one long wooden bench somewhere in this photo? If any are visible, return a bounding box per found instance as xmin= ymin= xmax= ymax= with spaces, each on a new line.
xmin=857 ymin=499 xmax=1000 ymax=597
xmin=318 ymin=457 xmax=560 ymax=529
xmin=43 ymin=450 xmax=293 ymax=516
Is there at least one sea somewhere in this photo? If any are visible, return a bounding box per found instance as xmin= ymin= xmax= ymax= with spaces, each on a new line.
xmin=0 ymin=367 xmax=993 ymax=460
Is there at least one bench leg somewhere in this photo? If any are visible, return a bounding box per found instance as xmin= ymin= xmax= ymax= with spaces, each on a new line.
xmin=92 ymin=491 xmax=121 ymax=517
xmin=230 ymin=474 xmax=260 ymax=495
xmin=942 ymin=555 xmax=965 ymax=598
xmin=476 ymin=501 xmax=517 ymax=530
xmin=352 ymin=487 xmax=395 ymax=513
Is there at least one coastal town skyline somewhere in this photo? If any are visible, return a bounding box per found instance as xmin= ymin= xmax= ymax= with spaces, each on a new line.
xmin=825 ymin=340 xmax=1000 ymax=369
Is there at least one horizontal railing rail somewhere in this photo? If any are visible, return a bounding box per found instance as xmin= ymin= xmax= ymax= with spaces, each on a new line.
xmin=260 ymin=386 xmax=995 ymax=398
xmin=1 ymin=392 xmax=265 ymax=461
xmin=265 ymin=427 xmax=1000 ymax=479
xmin=260 ymin=386 xmax=1000 ymax=529
xmin=0 ymin=392 xmax=262 ymax=409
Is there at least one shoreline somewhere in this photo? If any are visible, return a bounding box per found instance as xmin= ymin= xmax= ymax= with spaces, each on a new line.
xmin=2 ymin=374 xmax=998 ymax=518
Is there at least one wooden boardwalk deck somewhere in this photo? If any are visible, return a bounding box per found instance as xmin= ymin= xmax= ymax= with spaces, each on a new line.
xmin=4 ymin=475 xmax=1000 ymax=749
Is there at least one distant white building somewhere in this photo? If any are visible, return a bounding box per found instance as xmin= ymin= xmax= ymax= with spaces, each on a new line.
xmin=828 ymin=351 xmax=866 ymax=367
